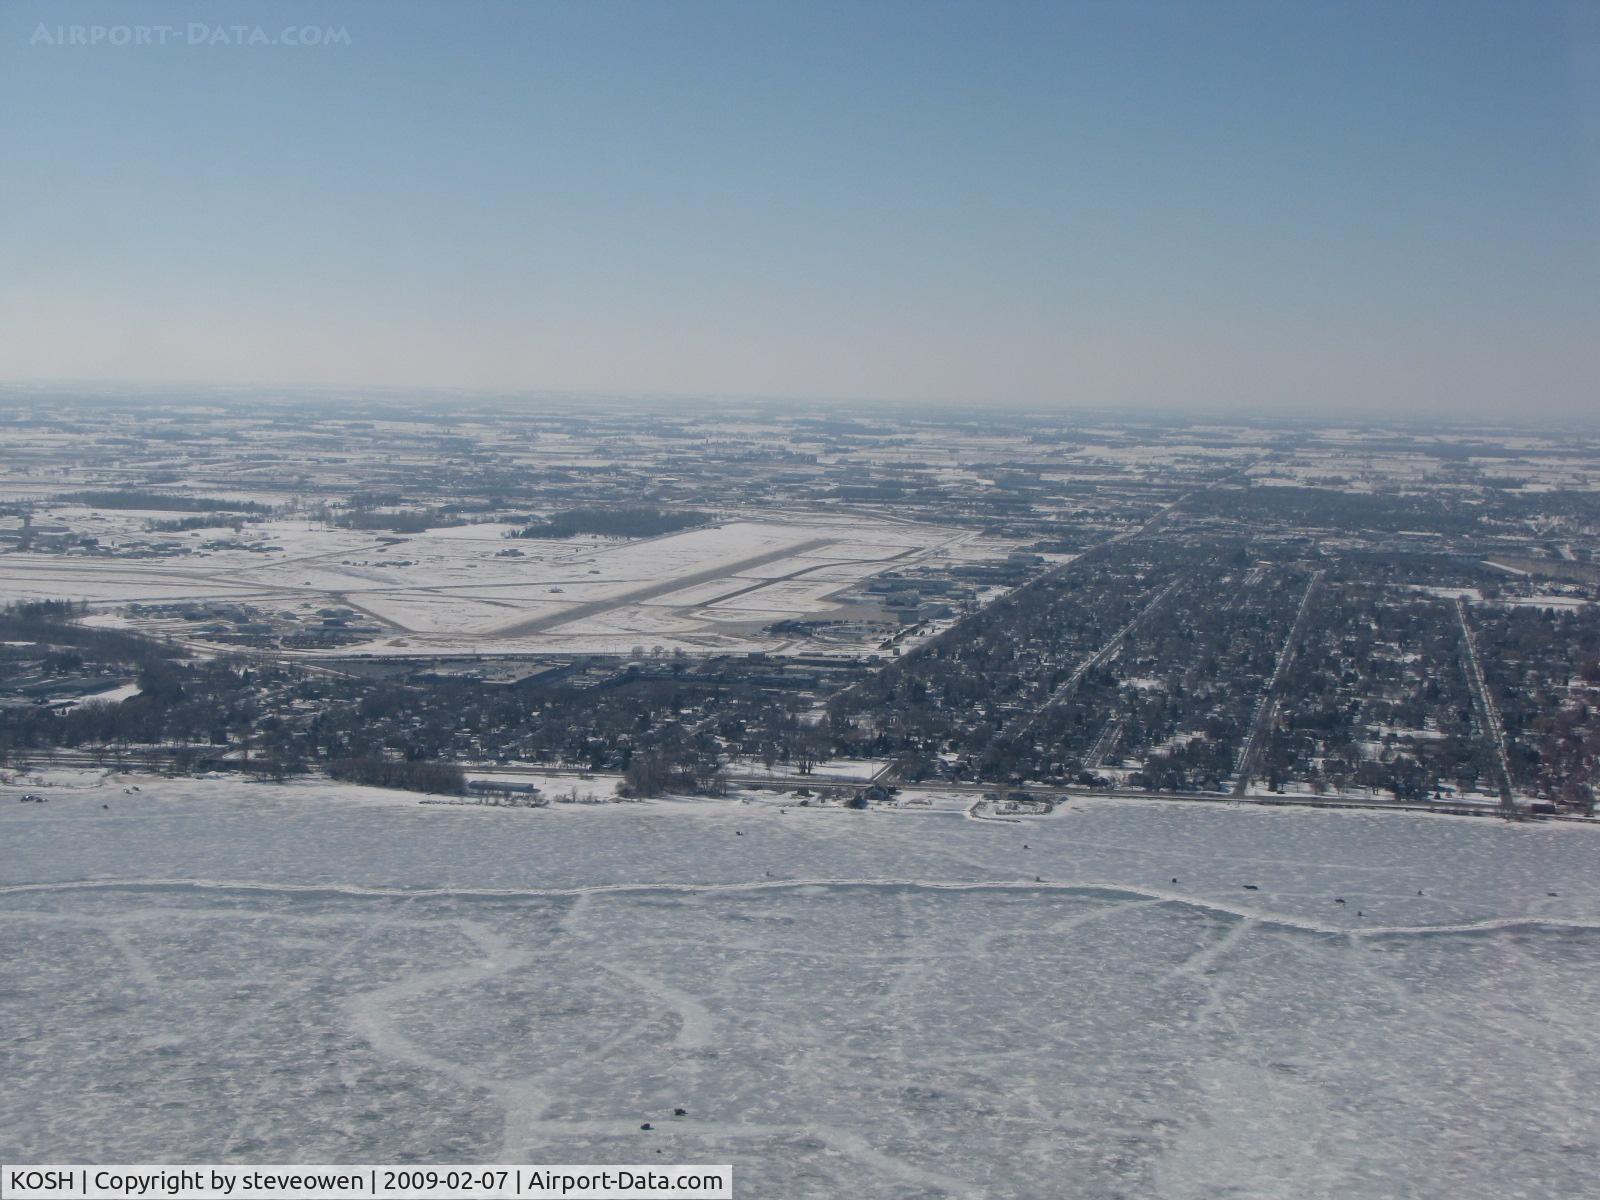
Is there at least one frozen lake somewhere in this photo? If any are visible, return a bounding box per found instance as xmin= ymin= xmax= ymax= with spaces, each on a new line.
xmin=3 ymin=775 xmax=1598 ymax=1198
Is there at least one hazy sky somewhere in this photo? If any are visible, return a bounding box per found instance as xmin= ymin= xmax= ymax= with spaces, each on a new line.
xmin=2 ymin=1 xmax=1597 ymax=418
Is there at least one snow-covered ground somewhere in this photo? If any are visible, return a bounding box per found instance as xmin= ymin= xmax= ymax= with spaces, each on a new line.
xmin=3 ymin=770 xmax=1598 ymax=1197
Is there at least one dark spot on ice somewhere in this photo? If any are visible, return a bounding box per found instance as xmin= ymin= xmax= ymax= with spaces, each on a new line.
xmin=674 ymin=1107 xmax=687 ymax=1116
xmin=640 ymin=1123 xmax=653 ymax=1131
xmin=1242 ymin=884 xmax=1259 ymax=891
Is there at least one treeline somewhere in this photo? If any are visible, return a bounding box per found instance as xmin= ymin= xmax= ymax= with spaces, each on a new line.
xmin=145 ymin=514 xmax=262 ymax=533
xmin=0 ymin=601 xmax=180 ymax=667
xmin=326 ymin=756 xmax=465 ymax=795
xmin=2 ymin=656 xmax=269 ymax=755
xmin=1184 ymin=486 xmax=1482 ymax=536
xmin=64 ymin=491 xmax=271 ymax=514
xmin=620 ymin=747 xmax=727 ymax=797
xmin=333 ymin=507 xmax=461 ymax=532
xmin=513 ymin=507 xmax=711 ymax=539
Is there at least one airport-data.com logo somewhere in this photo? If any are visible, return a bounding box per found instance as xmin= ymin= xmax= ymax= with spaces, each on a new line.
xmin=29 ymin=23 xmax=352 ymax=48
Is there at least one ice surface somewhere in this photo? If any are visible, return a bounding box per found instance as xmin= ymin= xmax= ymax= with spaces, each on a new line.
xmin=3 ymin=775 xmax=1598 ymax=1197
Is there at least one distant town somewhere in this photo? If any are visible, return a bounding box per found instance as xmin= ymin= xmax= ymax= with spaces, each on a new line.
xmin=2 ymin=395 xmax=1596 ymax=818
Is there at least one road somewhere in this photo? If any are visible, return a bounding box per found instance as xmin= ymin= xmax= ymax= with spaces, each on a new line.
xmin=1231 ymin=570 xmax=1323 ymax=795
xmin=1084 ymin=719 xmax=1123 ymax=770
xmin=1455 ymin=595 xmax=1516 ymax=810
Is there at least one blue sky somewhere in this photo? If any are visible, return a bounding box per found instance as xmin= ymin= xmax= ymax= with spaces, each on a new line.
xmin=1 ymin=0 xmax=1596 ymax=418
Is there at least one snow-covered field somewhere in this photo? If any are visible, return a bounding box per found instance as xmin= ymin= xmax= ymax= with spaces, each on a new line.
xmin=3 ymin=771 xmax=1598 ymax=1198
